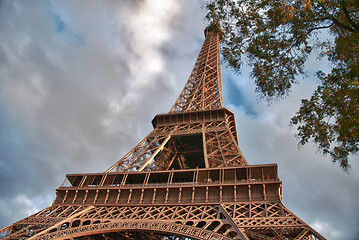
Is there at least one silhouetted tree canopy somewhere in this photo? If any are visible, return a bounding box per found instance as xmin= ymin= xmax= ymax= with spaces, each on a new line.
xmin=205 ymin=0 xmax=359 ymax=169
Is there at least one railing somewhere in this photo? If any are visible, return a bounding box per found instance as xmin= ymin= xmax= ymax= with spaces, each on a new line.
xmin=59 ymin=178 xmax=280 ymax=190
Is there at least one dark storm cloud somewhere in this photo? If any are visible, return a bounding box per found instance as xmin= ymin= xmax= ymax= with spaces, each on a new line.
xmin=0 ymin=1 xmax=358 ymax=239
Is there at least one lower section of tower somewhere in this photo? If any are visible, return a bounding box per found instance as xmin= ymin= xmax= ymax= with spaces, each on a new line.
xmin=1 ymin=165 xmax=325 ymax=240
xmin=1 ymin=203 xmax=325 ymax=240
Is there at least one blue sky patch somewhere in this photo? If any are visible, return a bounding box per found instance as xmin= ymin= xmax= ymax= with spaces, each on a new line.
xmin=223 ymin=75 xmax=257 ymax=117
xmin=52 ymin=13 xmax=66 ymax=32
xmin=51 ymin=12 xmax=86 ymax=46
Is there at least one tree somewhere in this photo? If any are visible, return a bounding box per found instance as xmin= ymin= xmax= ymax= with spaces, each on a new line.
xmin=205 ymin=0 xmax=359 ymax=169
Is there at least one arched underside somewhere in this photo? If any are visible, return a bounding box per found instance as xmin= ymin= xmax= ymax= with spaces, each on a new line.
xmin=39 ymin=220 xmax=235 ymax=240
xmin=66 ymin=230 xmax=192 ymax=240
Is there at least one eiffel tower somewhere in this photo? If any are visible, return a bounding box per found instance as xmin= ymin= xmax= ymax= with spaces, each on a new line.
xmin=1 ymin=25 xmax=326 ymax=240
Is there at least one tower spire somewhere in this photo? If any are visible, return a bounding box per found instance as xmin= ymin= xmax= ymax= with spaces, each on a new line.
xmin=170 ymin=28 xmax=223 ymax=112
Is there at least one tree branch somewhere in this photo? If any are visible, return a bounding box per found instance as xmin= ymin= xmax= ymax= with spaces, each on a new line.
xmin=329 ymin=16 xmax=355 ymax=32
xmin=309 ymin=22 xmax=335 ymax=31
xmin=343 ymin=6 xmax=359 ymax=31
xmin=317 ymin=1 xmax=355 ymax=32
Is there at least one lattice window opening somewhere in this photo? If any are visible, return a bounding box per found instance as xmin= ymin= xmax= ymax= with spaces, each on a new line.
xmin=217 ymin=224 xmax=232 ymax=235
xmin=206 ymin=220 xmax=221 ymax=231
xmin=0 ymin=229 xmax=8 ymax=238
xmin=60 ymin=222 xmax=70 ymax=230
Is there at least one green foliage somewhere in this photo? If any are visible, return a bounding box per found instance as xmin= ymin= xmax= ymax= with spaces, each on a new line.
xmin=205 ymin=0 xmax=359 ymax=169
xmin=206 ymin=21 xmax=224 ymax=39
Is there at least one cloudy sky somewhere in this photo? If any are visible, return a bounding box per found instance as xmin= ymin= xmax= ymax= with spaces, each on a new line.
xmin=0 ymin=1 xmax=358 ymax=239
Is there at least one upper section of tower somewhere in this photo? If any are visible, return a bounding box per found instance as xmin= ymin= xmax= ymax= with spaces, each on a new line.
xmin=169 ymin=28 xmax=223 ymax=113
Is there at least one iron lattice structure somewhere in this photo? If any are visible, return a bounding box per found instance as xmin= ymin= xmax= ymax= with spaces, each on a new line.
xmin=1 ymin=28 xmax=326 ymax=240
